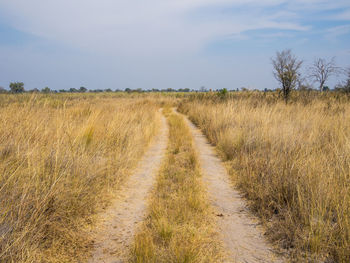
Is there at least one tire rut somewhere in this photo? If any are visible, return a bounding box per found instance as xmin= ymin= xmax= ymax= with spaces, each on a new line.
xmin=88 ymin=111 xmax=168 ymax=263
xmin=180 ymin=112 xmax=283 ymax=263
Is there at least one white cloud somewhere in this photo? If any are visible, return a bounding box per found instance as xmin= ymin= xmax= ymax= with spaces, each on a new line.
xmin=1 ymin=0 xmax=348 ymax=53
xmin=0 ymin=0 xmax=349 ymax=90
xmin=332 ymin=10 xmax=350 ymax=20
xmin=325 ymin=25 xmax=350 ymax=41
xmin=0 ymin=0 xmax=314 ymax=57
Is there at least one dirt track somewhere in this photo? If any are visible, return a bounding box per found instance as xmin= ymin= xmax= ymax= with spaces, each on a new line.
xmin=181 ymin=112 xmax=283 ymax=263
xmin=88 ymin=112 xmax=168 ymax=263
xmin=89 ymin=109 xmax=282 ymax=263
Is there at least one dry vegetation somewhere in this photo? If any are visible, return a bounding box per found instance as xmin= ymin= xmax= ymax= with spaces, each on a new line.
xmin=0 ymin=93 xmax=160 ymax=262
xmin=1 ymin=91 xmax=349 ymax=263
xmin=132 ymin=108 xmax=224 ymax=263
xmin=179 ymin=92 xmax=350 ymax=262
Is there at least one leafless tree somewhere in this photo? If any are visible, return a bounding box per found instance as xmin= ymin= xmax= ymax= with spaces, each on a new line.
xmin=342 ymin=67 xmax=350 ymax=93
xmin=308 ymin=57 xmax=341 ymax=91
xmin=272 ymin=49 xmax=303 ymax=103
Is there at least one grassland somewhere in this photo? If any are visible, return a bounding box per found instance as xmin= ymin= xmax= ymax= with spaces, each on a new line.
xmin=132 ymin=108 xmax=224 ymax=262
xmin=0 ymin=93 xmax=160 ymax=262
xmin=179 ymin=92 xmax=350 ymax=262
xmin=1 ymin=91 xmax=349 ymax=263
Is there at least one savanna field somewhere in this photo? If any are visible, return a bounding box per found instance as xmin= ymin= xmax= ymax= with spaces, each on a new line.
xmin=0 ymin=92 xmax=349 ymax=263
xmin=179 ymin=92 xmax=350 ymax=262
xmin=0 ymin=94 xmax=162 ymax=262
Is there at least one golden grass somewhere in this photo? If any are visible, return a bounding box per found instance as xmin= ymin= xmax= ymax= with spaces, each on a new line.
xmin=131 ymin=109 xmax=224 ymax=263
xmin=0 ymin=93 xmax=160 ymax=262
xmin=179 ymin=93 xmax=350 ymax=262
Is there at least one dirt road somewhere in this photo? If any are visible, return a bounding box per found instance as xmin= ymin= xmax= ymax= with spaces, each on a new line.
xmin=181 ymin=112 xmax=283 ymax=263
xmin=89 ymin=108 xmax=282 ymax=263
xmin=88 ymin=112 xmax=168 ymax=263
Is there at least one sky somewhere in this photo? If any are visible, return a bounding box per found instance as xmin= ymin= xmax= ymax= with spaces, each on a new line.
xmin=0 ymin=0 xmax=349 ymax=91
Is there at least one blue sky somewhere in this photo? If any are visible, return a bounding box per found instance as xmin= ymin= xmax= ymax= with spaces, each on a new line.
xmin=0 ymin=0 xmax=349 ymax=91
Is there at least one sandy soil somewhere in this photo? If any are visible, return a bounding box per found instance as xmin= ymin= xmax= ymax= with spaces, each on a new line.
xmin=88 ymin=112 xmax=168 ymax=263
xmin=181 ymin=113 xmax=283 ymax=263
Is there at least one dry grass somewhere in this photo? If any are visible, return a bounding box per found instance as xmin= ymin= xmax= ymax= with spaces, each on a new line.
xmin=131 ymin=108 xmax=224 ymax=263
xmin=0 ymin=93 xmax=160 ymax=262
xmin=179 ymin=93 xmax=350 ymax=262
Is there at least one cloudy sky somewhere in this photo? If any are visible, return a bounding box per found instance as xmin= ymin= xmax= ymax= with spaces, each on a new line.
xmin=0 ymin=0 xmax=349 ymax=91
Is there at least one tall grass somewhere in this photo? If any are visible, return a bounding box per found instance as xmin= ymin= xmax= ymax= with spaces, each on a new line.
xmin=179 ymin=93 xmax=350 ymax=262
xmin=0 ymin=94 xmax=159 ymax=262
xmin=131 ymin=109 xmax=224 ymax=262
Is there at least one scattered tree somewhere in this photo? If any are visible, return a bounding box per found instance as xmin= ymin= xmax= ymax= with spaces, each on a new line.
xmin=9 ymin=82 xmax=25 ymax=93
xmin=79 ymin=86 xmax=87 ymax=92
xmin=29 ymin=88 xmax=40 ymax=93
xmin=308 ymin=57 xmax=341 ymax=91
xmin=42 ymin=87 xmax=51 ymax=93
xmin=69 ymin=88 xmax=78 ymax=92
xmin=218 ymin=88 xmax=228 ymax=98
xmin=178 ymin=88 xmax=190 ymax=92
xmin=272 ymin=49 xmax=303 ymax=103
xmin=0 ymin=86 xmax=7 ymax=93
xmin=342 ymin=68 xmax=350 ymax=93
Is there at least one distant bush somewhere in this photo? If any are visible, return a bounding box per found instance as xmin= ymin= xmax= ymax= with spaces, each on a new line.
xmin=9 ymin=82 xmax=25 ymax=93
xmin=42 ymin=87 xmax=51 ymax=93
xmin=217 ymin=88 xmax=228 ymax=99
xmin=79 ymin=87 xmax=87 ymax=92
xmin=0 ymin=86 xmax=7 ymax=93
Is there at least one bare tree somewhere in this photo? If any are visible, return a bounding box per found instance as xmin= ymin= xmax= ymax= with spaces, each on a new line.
xmin=342 ymin=67 xmax=350 ymax=93
xmin=272 ymin=49 xmax=303 ymax=103
xmin=308 ymin=57 xmax=341 ymax=91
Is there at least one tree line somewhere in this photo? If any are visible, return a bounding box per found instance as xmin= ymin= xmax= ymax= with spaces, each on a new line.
xmin=1 ymin=49 xmax=349 ymax=98
xmin=0 ymin=84 xmax=199 ymax=94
